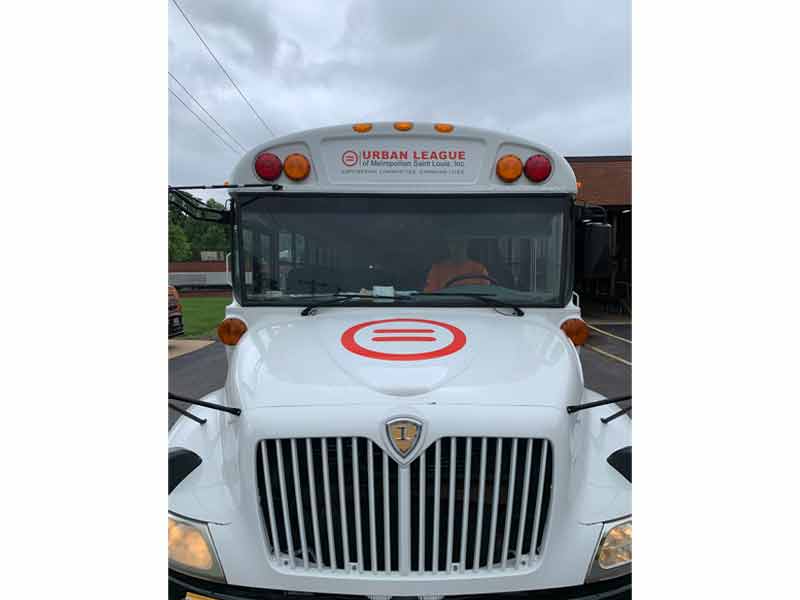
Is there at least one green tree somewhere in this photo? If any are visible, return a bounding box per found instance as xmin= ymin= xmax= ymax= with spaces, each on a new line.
xmin=169 ymin=219 xmax=192 ymax=261
xmin=168 ymin=193 xmax=229 ymax=260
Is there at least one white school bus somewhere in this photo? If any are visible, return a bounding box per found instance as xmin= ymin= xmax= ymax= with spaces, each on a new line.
xmin=168 ymin=122 xmax=631 ymax=600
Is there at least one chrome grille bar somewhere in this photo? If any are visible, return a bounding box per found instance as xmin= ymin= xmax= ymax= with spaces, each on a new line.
xmin=258 ymin=440 xmax=281 ymax=562
xmin=417 ymin=450 xmax=426 ymax=572
xmin=530 ymin=441 xmax=550 ymax=557
xmin=445 ymin=436 xmax=457 ymax=570
xmin=382 ymin=452 xmax=391 ymax=573
xmin=289 ymin=439 xmax=309 ymax=568
xmin=458 ymin=437 xmax=472 ymax=571
xmin=431 ymin=439 xmax=441 ymax=574
xmin=335 ymin=438 xmax=350 ymax=567
xmin=274 ymin=440 xmax=295 ymax=568
xmin=486 ymin=437 xmax=503 ymax=569
xmin=367 ymin=440 xmax=378 ymax=572
xmin=473 ymin=437 xmax=488 ymax=571
xmin=321 ymin=438 xmax=336 ymax=569
xmin=500 ymin=438 xmax=519 ymax=570
xmin=515 ymin=439 xmax=535 ymax=568
xmin=351 ymin=437 xmax=364 ymax=571
xmin=304 ymin=438 xmax=323 ymax=570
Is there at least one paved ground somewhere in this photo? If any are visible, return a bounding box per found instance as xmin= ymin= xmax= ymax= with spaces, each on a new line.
xmin=168 ymin=339 xmax=214 ymax=360
xmin=168 ymin=323 xmax=631 ymax=429
xmin=169 ymin=342 xmax=227 ymax=429
xmin=581 ymin=323 xmax=631 ymax=397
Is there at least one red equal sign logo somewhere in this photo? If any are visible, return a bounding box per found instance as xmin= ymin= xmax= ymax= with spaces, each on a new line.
xmin=371 ymin=328 xmax=436 ymax=343
xmin=341 ymin=318 xmax=467 ymax=361
xmin=342 ymin=150 xmax=359 ymax=167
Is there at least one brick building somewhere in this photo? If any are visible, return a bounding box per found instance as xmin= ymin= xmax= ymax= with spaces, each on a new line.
xmin=566 ymin=156 xmax=631 ymax=311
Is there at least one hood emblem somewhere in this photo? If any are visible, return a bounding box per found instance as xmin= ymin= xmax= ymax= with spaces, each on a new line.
xmin=386 ymin=417 xmax=422 ymax=459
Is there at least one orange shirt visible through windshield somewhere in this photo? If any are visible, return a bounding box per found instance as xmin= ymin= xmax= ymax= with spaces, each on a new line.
xmin=424 ymin=260 xmax=489 ymax=292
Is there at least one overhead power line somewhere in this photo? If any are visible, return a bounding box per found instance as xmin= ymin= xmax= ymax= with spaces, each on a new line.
xmin=169 ymin=87 xmax=240 ymax=156
xmin=171 ymin=0 xmax=276 ymax=138
xmin=169 ymin=71 xmax=247 ymax=152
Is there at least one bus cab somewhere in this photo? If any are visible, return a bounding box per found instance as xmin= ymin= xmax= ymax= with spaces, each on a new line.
xmin=168 ymin=122 xmax=631 ymax=600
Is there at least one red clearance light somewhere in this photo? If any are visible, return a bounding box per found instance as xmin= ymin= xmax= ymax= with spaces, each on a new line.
xmin=524 ymin=154 xmax=552 ymax=183
xmin=254 ymin=152 xmax=282 ymax=181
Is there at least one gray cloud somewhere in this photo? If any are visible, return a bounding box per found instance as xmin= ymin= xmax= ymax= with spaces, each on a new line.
xmin=169 ymin=0 xmax=630 ymax=201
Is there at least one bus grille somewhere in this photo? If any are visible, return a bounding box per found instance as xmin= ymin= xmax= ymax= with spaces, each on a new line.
xmin=256 ymin=437 xmax=551 ymax=576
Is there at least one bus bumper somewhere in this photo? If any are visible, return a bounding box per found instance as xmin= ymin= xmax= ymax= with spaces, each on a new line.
xmin=169 ymin=570 xmax=631 ymax=600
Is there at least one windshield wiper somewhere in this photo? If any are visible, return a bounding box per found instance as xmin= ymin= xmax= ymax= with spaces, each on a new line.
xmin=301 ymin=291 xmax=525 ymax=317
xmin=566 ymin=395 xmax=631 ymax=424
xmin=410 ymin=292 xmax=524 ymax=316
xmin=300 ymin=294 xmax=392 ymax=316
xmin=168 ymin=392 xmax=242 ymax=416
xmin=168 ymin=402 xmax=207 ymax=425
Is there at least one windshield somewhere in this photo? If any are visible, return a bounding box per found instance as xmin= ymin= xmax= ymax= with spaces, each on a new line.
xmin=235 ymin=194 xmax=571 ymax=307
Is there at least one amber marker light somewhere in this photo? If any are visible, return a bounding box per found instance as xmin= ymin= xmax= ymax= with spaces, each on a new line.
xmin=352 ymin=123 xmax=373 ymax=133
xmin=283 ymin=153 xmax=311 ymax=181
xmin=393 ymin=121 xmax=413 ymax=131
xmin=561 ymin=318 xmax=590 ymax=346
xmin=218 ymin=318 xmax=247 ymax=346
xmin=434 ymin=123 xmax=454 ymax=133
xmin=496 ymin=154 xmax=523 ymax=183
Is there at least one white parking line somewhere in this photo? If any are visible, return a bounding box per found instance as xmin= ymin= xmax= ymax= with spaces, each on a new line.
xmin=585 ymin=344 xmax=632 ymax=366
xmin=587 ymin=324 xmax=632 ymax=344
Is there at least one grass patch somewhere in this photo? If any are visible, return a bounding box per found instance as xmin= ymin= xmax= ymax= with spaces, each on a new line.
xmin=180 ymin=296 xmax=231 ymax=338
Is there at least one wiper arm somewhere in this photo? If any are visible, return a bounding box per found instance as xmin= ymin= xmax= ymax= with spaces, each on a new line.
xmin=168 ymin=392 xmax=242 ymax=416
xmin=300 ymin=294 xmax=390 ymax=316
xmin=410 ymin=292 xmax=524 ymax=316
xmin=602 ymin=405 xmax=632 ymax=424
xmin=566 ymin=394 xmax=632 ymax=424
xmin=169 ymin=402 xmax=207 ymax=425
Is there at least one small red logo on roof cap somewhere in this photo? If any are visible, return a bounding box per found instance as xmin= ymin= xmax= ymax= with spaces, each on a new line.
xmin=342 ymin=150 xmax=359 ymax=167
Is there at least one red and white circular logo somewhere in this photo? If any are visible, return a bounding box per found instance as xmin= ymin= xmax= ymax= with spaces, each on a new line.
xmin=341 ymin=150 xmax=359 ymax=167
xmin=341 ymin=318 xmax=467 ymax=361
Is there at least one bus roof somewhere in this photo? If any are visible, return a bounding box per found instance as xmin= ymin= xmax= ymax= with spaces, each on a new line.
xmin=228 ymin=122 xmax=576 ymax=195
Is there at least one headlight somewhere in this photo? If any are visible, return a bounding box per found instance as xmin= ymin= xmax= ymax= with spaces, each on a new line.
xmin=169 ymin=513 xmax=225 ymax=582
xmin=586 ymin=518 xmax=631 ymax=582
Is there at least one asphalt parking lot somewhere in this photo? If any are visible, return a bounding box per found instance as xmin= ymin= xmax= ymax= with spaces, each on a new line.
xmin=168 ymin=322 xmax=631 ymax=429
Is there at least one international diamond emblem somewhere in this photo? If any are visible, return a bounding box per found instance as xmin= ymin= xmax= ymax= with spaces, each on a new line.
xmin=385 ymin=417 xmax=422 ymax=458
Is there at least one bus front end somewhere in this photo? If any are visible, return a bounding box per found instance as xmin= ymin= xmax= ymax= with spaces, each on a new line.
xmin=168 ymin=123 xmax=631 ymax=599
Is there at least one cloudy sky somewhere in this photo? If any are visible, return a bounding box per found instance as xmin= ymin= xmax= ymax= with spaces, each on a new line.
xmin=169 ymin=0 xmax=631 ymax=199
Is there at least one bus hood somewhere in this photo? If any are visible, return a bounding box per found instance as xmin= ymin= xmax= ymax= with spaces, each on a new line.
xmin=230 ymin=309 xmax=583 ymax=408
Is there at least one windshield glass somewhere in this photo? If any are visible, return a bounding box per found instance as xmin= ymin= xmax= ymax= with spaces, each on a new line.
xmin=236 ymin=194 xmax=570 ymax=307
